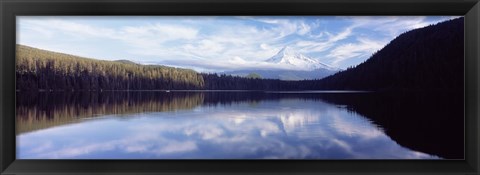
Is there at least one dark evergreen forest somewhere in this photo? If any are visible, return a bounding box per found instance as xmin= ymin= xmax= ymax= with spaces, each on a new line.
xmin=16 ymin=17 xmax=464 ymax=91
xmin=16 ymin=45 xmax=205 ymax=91
xmin=314 ymin=17 xmax=464 ymax=91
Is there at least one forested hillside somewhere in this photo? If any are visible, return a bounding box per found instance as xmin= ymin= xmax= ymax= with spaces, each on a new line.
xmin=16 ymin=45 xmax=205 ymax=90
xmin=315 ymin=17 xmax=464 ymax=91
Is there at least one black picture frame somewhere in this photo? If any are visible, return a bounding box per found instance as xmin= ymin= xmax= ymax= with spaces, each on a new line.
xmin=1 ymin=0 xmax=479 ymax=174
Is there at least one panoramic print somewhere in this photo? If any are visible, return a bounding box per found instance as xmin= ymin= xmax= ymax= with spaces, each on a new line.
xmin=16 ymin=16 xmax=464 ymax=159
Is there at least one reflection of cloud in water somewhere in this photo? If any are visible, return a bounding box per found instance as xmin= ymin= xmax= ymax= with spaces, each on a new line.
xmin=329 ymin=111 xmax=384 ymax=140
xmin=17 ymin=99 xmax=439 ymax=159
xmin=156 ymin=141 xmax=198 ymax=154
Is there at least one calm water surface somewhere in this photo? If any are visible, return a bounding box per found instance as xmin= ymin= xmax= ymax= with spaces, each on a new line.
xmin=16 ymin=91 xmax=463 ymax=159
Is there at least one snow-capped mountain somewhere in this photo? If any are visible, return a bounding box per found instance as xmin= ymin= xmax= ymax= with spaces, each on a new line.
xmin=223 ymin=46 xmax=341 ymax=80
xmin=266 ymin=46 xmax=340 ymax=71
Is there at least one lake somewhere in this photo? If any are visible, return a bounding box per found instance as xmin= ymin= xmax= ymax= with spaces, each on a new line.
xmin=16 ymin=91 xmax=464 ymax=159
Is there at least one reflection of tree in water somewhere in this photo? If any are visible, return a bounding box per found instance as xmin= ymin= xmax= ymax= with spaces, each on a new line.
xmin=16 ymin=92 xmax=333 ymax=134
xmin=316 ymin=92 xmax=464 ymax=159
xmin=16 ymin=91 xmax=205 ymax=134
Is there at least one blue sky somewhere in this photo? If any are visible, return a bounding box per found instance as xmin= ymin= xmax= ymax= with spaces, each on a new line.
xmin=17 ymin=16 xmax=458 ymax=72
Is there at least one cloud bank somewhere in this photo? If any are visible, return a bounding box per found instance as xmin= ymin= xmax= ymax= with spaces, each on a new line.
xmin=18 ymin=16 xmax=458 ymax=71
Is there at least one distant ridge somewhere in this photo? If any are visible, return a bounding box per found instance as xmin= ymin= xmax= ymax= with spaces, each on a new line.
xmin=114 ymin=60 xmax=137 ymax=64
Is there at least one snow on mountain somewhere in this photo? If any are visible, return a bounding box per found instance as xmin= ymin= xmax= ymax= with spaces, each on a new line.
xmin=265 ymin=46 xmax=340 ymax=71
xmin=221 ymin=47 xmax=342 ymax=80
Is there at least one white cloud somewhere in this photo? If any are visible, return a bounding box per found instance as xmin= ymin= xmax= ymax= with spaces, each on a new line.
xmin=160 ymin=57 xmax=310 ymax=72
xmin=348 ymin=16 xmax=455 ymax=37
xmin=296 ymin=26 xmax=354 ymax=54
xmin=260 ymin=43 xmax=271 ymax=50
xmin=327 ymin=27 xmax=354 ymax=42
xmin=24 ymin=19 xmax=117 ymax=39
xmin=124 ymin=24 xmax=197 ymax=39
xmin=118 ymin=24 xmax=199 ymax=48
xmin=327 ymin=37 xmax=387 ymax=67
xmin=229 ymin=56 xmax=248 ymax=64
xmin=156 ymin=141 xmax=198 ymax=154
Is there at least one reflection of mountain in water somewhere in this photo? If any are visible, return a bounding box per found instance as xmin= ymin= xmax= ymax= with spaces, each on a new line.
xmin=16 ymin=91 xmax=463 ymax=159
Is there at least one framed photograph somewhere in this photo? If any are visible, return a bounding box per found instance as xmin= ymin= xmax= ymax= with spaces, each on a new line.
xmin=1 ymin=0 xmax=479 ymax=174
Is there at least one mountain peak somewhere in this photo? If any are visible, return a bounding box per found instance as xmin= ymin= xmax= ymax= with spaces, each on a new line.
xmin=267 ymin=46 xmax=304 ymax=64
xmin=266 ymin=46 xmax=340 ymax=71
xmin=278 ymin=46 xmax=296 ymax=55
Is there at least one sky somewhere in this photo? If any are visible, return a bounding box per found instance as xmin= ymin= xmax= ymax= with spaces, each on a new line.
xmin=17 ymin=16 xmax=459 ymax=72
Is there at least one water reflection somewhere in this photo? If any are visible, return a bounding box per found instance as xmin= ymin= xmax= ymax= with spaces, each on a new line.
xmin=16 ymin=91 xmax=463 ymax=159
xmin=16 ymin=92 xmax=204 ymax=134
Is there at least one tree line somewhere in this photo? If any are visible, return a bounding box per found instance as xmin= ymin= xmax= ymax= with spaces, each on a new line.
xmin=16 ymin=45 xmax=205 ymax=91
